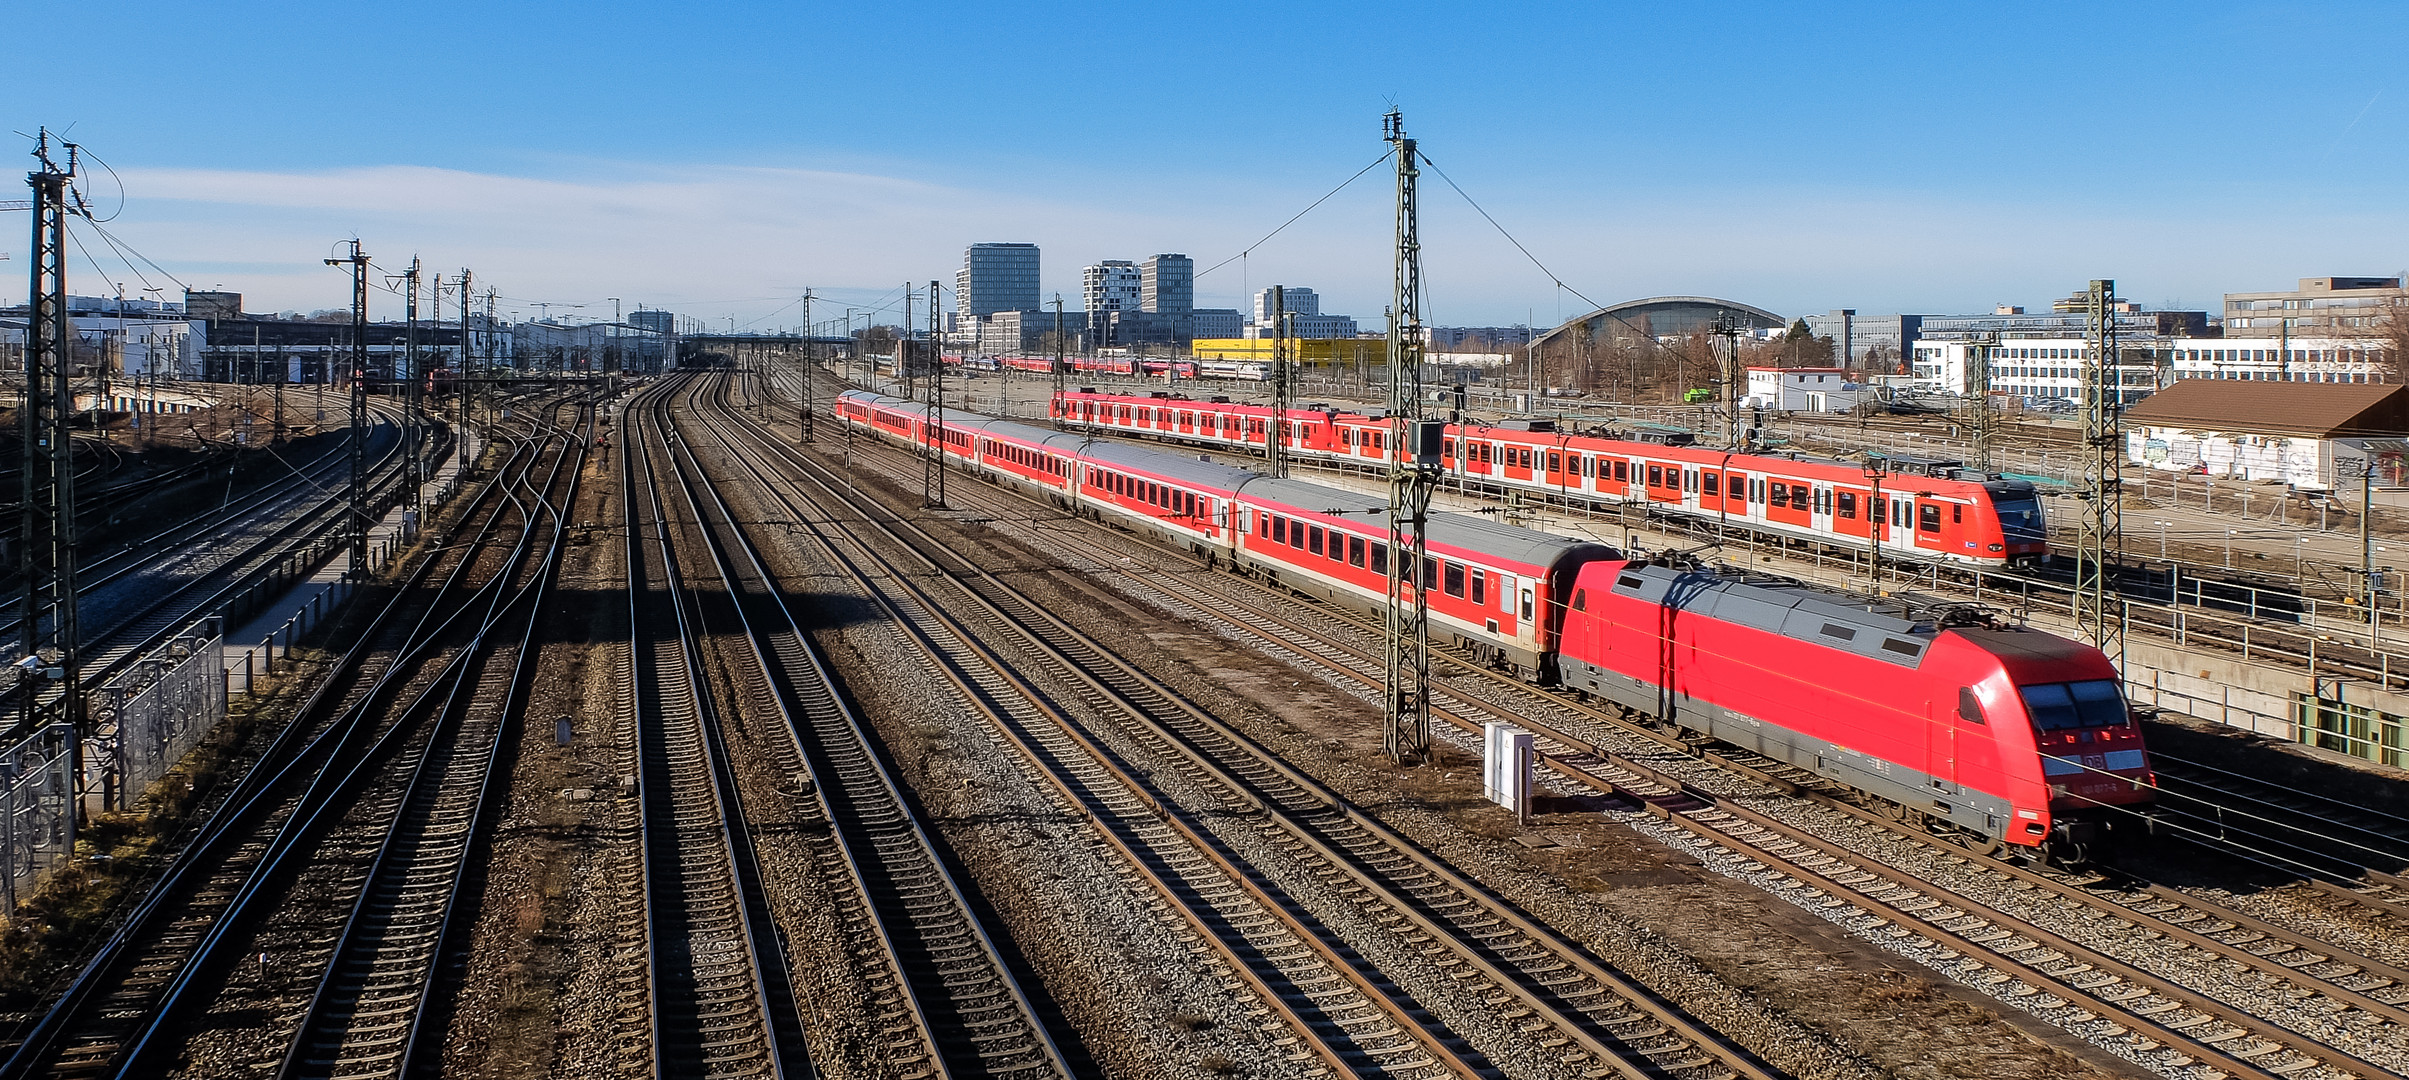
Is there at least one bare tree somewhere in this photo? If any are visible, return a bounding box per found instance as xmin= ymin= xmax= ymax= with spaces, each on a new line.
xmin=2376 ymin=294 xmax=2409 ymax=383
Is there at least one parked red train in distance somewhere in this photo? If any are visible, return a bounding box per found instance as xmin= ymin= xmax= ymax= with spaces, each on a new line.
xmin=1049 ymin=389 xmax=2050 ymax=570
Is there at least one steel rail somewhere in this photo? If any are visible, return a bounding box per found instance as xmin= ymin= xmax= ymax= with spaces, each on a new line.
xmin=620 ymin=379 xmax=799 ymax=1079
xmin=0 ymin=426 xmax=542 ymax=1080
xmin=275 ymin=412 xmax=584 ymax=1079
xmin=655 ymin=406 xmax=1048 ymax=1077
xmin=105 ymin=428 xmax=568 ymax=1080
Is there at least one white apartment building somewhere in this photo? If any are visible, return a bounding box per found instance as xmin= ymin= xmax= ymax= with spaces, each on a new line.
xmin=1081 ymin=260 xmax=1140 ymax=316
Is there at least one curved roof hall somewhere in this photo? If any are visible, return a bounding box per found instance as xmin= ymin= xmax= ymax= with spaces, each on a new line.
xmin=1532 ymin=296 xmax=1787 ymax=352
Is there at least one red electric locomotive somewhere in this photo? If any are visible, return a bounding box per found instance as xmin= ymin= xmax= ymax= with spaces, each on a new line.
xmin=1557 ymin=559 xmax=2152 ymax=859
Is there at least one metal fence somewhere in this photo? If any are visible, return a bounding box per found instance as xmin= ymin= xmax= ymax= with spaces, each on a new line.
xmin=91 ymin=619 xmax=226 ymax=812
xmin=0 ymin=725 xmax=77 ymax=911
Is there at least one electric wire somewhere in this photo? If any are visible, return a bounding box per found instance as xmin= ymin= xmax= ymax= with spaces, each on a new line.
xmin=1195 ymin=149 xmax=1395 ymax=281
xmin=1416 ymin=148 xmax=1714 ymax=365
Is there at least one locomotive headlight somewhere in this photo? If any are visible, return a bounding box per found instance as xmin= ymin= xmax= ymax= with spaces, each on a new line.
xmin=1987 ymin=543 xmax=2004 ymax=552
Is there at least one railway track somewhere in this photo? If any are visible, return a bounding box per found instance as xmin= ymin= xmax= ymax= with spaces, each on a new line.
xmin=798 ymin=376 xmax=2408 ymax=1080
xmin=273 ymin=409 xmax=583 ymax=1078
xmin=623 ymin=381 xmax=809 ymax=1078
xmin=0 ymin=404 xmax=571 ymax=1080
xmin=713 ymin=373 xmax=1776 ymax=1080
xmin=636 ymin=373 xmax=1078 ymax=1076
xmin=4 ymin=401 xmax=422 ymax=725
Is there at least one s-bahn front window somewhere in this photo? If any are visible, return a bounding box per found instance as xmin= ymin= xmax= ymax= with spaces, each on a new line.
xmin=1993 ymin=495 xmax=2046 ymax=542
xmin=2020 ymin=680 xmax=2129 ymax=731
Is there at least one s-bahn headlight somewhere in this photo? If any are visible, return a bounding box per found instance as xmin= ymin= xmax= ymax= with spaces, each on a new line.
xmin=1987 ymin=543 xmax=2004 ymax=552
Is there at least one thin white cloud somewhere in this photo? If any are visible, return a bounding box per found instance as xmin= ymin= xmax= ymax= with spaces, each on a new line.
xmin=78 ymin=159 xmax=2409 ymax=327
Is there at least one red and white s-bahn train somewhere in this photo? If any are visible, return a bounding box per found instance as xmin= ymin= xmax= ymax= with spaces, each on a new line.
xmin=983 ymin=355 xmax=1202 ymax=379
xmin=1049 ymin=390 xmax=2051 ymax=570
xmin=837 ymin=390 xmax=2152 ymax=859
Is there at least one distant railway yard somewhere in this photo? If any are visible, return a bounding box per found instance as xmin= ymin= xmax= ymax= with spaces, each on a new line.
xmin=0 ymin=358 xmax=2402 ymax=1080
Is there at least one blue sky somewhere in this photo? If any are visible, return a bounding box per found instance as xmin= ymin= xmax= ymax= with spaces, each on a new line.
xmin=5 ymin=1 xmax=2404 ymax=329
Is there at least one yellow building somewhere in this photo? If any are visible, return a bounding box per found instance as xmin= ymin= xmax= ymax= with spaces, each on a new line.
xmin=1190 ymin=338 xmax=1391 ymax=367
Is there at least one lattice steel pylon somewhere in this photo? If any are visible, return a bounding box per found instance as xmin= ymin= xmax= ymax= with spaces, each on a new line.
xmin=326 ymin=240 xmax=371 ymax=577
xmin=798 ymin=289 xmax=814 ymax=443
xmin=1383 ymin=110 xmax=1435 ymax=765
xmin=1051 ymin=295 xmax=1068 ymax=430
xmin=21 ymin=131 xmax=82 ymax=737
xmin=1713 ymin=311 xmax=1743 ymax=448
xmin=1965 ymin=330 xmax=1997 ymax=475
xmin=2075 ymin=279 xmax=2125 ymax=669
xmin=1268 ymin=286 xmax=1290 ymax=479
xmin=922 ymin=280 xmax=947 ymax=509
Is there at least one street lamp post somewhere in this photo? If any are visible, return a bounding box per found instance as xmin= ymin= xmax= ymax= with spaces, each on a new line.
xmin=1863 ymin=455 xmax=1889 ymax=592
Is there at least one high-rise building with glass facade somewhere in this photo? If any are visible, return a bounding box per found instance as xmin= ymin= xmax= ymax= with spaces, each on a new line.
xmin=1141 ymin=254 xmax=1193 ymax=315
xmin=955 ymin=243 xmax=1041 ymax=318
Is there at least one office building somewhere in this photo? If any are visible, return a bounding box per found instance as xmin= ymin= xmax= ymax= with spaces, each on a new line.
xmin=1190 ymin=308 xmax=1244 ymax=339
xmin=1913 ymin=306 xmax=2209 ymax=343
xmin=976 ymin=309 xmax=1089 ymax=354
xmin=1423 ymin=325 xmax=1535 ymax=350
xmin=2222 ymin=276 xmax=2407 ymax=339
xmin=2162 ymin=336 xmax=2389 ymax=383
xmin=1251 ymin=285 xmax=1320 ymax=322
xmin=955 ymin=243 xmax=1041 ymax=318
xmin=1800 ymin=310 xmax=1922 ymax=366
xmin=1243 ymin=285 xmax=1360 ymax=339
xmin=1908 ymin=337 xmax=2162 ymax=404
xmin=1141 ymin=254 xmax=1192 ymax=315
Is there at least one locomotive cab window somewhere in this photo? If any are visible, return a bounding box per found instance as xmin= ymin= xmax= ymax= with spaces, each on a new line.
xmin=2020 ymin=681 xmax=2128 ymax=730
xmin=1957 ymin=687 xmax=1987 ymax=725
xmin=1569 ymin=588 xmax=1584 ymax=611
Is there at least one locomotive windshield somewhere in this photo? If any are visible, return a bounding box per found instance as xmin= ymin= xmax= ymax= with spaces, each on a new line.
xmin=2020 ymin=680 xmax=2128 ymax=730
xmin=1992 ymin=496 xmax=2046 ymax=542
